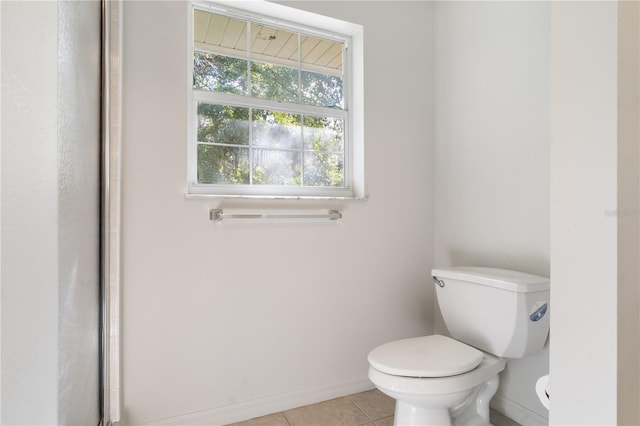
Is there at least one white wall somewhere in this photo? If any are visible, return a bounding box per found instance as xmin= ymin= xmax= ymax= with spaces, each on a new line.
xmin=549 ymin=1 xmax=640 ymax=424
xmin=120 ymin=1 xmax=434 ymax=424
xmin=434 ymin=2 xmax=550 ymax=424
xmin=1 ymin=2 xmax=60 ymax=423
xmin=121 ymin=2 xmax=640 ymax=425
xmin=549 ymin=2 xmax=619 ymax=424
xmin=434 ymin=2 xmax=640 ymax=424
xmin=1 ymin=1 xmax=101 ymax=424
xmin=1 ymin=0 xmax=637 ymax=424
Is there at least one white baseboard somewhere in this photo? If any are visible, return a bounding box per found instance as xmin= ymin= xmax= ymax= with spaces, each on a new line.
xmin=491 ymin=394 xmax=548 ymax=426
xmin=138 ymin=375 xmax=374 ymax=426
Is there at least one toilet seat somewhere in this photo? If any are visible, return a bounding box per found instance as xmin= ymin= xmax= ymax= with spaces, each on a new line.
xmin=368 ymin=352 xmax=506 ymax=396
xmin=368 ymin=335 xmax=484 ymax=378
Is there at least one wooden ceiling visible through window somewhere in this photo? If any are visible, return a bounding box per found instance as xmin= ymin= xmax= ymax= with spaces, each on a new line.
xmin=193 ymin=9 xmax=343 ymax=76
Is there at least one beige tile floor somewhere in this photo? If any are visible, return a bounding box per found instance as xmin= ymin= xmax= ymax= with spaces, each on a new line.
xmin=228 ymin=389 xmax=522 ymax=426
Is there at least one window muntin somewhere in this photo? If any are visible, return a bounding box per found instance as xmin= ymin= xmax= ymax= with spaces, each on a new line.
xmin=190 ymin=3 xmax=354 ymax=197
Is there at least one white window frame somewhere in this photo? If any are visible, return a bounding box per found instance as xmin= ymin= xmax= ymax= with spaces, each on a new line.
xmin=187 ymin=0 xmax=365 ymax=199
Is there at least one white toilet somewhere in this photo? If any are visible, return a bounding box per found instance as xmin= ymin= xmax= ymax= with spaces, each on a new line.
xmin=368 ymin=266 xmax=550 ymax=426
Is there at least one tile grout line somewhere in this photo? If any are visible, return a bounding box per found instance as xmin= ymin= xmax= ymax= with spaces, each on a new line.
xmin=281 ymin=411 xmax=292 ymax=426
xmin=347 ymin=395 xmax=377 ymax=425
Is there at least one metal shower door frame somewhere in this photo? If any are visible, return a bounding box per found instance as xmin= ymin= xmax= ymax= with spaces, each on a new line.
xmin=101 ymin=1 xmax=123 ymax=424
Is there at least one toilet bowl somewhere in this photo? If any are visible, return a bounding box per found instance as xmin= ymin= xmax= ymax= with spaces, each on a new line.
xmin=368 ymin=335 xmax=506 ymax=426
xmin=367 ymin=267 xmax=550 ymax=426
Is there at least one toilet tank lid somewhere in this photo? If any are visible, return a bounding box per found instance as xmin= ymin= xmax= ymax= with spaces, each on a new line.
xmin=432 ymin=266 xmax=549 ymax=292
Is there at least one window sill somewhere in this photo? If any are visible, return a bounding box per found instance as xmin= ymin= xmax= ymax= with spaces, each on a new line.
xmin=184 ymin=193 xmax=368 ymax=202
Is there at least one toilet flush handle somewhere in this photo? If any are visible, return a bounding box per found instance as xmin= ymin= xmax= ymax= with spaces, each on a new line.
xmin=432 ymin=276 xmax=445 ymax=287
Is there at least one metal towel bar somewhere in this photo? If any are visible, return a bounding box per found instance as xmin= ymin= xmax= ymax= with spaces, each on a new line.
xmin=209 ymin=209 xmax=342 ymax=222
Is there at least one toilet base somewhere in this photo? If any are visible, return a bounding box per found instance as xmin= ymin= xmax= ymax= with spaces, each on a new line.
xmin=395 ymin=400 xmax=452 ymax=426
xmin=451 ymin=375 xmax=499 ymax=425
xmin=387 ymin=375 xmax=500 ymax=426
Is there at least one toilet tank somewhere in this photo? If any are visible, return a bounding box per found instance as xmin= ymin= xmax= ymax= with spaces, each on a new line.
xmin=431 ymin=266 xmax=550 ymax=359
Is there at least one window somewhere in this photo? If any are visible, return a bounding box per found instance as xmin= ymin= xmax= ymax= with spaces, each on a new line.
xmin=188 ymin=1 xmax=364 ymax=198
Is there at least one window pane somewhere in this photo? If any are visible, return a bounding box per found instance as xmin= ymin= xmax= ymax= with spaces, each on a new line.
xmin=194 ymin=52 xmax=247 ymax=94
xmin=194 ymin=10 xmax=248 ymax=57
xmin=198 ymin=103 xmax=250 ymax=145
xmin=304 ymin=152 xmax=344 ymax=187
xmin=252 ymin=148 xmax=301 ymax=185
xmin=301 ymin=35 xmax=342 ymax=72
xmin=250 ymin=62 xmax=299 ymax=102
xmin=197 ymin=145 xmax=249 ymax=184
xmin=193 ymin=10 xmax=248 ymax=94
xmin=300 ymin=35 xmax=343 ymax=107
xmin=249 ymin=24 xmax=299 ymax=102
xmin=303 ymin=115 xmax=344 ymax=152
xmin=252 ymin=110 xmax=302 ymax=149
xmin=301 ymin=70 xmax=344 ymax=108
xmin=251 ymin=24 xmax=298 ymax=67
